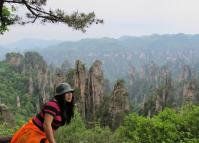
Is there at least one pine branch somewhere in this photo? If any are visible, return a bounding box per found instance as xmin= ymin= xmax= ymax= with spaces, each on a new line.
xmin=1 ymin=0 xmax=103 ymax=33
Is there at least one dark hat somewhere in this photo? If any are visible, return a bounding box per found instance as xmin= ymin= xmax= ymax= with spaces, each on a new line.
xmin=55 ymin=82 xmax=74 ymax=96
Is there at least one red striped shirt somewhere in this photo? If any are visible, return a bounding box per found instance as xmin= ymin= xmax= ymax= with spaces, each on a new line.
xmin=32 ymin=99 xmax=64 ymax=131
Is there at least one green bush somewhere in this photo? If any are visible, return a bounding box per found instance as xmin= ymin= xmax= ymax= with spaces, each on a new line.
xmin=0 ymin=123 xmax=15 ymax=136
xmin=113 ymin=105 xmax=199 ymax=143
xmin=55 ymin=109 xmax=113 ymax=143
xmin=2 ymin=100 xmax=198 ymax=143
xmin=0 ymin=114 xmax=26 ymax=136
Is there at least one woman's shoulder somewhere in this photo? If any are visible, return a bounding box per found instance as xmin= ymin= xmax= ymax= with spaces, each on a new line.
xmin=45 ymin=99 xmax=60 ymax=110
xmin=42 ymin=99 xmax=60 ymax=117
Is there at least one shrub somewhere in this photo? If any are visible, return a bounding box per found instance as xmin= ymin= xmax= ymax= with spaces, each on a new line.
xmin=113 ymin=105 xmax=199 ymax=143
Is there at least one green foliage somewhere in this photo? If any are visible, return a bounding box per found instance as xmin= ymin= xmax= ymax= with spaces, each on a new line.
xmin=24 ymin=52 xmax=47 ymax=70
xmin=1 ymin=1 xmax=102 ymax=35
xmin=0 ymin=6 xmax=10 ymax=34
xmin=0 ymin=61 xmax=28 ymax=107
xmin=16 ymin=99 xmax=37 ymax=119
xmin=55 ymin=105 xmax=199 ymax=143
xmin=0 ymin=114 xmax=26 ymax=136
xmin=0 ymin=5 xmax=18 ymax=34
xmin=96 ymin=94 xmax=111 ymax=127
xmin=0 ymin=58 xmax=41 ymax=119
xmin=55 ymin=109 xmax=113 ymax=143
xmin=0 ymin=123 xmax=15 ymax=136
xmin=113 ymin=105 xmax=199 ymax=143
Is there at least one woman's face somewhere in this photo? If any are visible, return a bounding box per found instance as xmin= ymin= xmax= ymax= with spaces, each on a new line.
xmin=64 ymin=92 xmax=73 ymax=102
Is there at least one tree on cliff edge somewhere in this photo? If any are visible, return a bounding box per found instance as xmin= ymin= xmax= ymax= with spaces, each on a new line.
xmin=0 ymin=0 xmax=103 ymax=34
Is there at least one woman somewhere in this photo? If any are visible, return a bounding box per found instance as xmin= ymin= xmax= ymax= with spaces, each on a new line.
xmin=10 ymin=82 xmax=75 ymax=143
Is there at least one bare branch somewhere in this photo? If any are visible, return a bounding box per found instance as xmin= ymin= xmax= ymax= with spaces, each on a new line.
xmin=4 ymin=0 xmax=23 ymax=4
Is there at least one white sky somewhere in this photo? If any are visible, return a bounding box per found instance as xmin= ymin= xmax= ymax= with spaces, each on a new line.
xmin=1 ymin=0 xmax=199 ymax=44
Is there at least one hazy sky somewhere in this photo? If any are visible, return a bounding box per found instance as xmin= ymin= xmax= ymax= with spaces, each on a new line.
xmin=1 ymin=0 xmax=199 ymax=44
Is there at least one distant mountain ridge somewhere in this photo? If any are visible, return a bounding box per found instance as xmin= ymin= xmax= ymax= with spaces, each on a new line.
xmin=0 ymin=38 xmax=62 ymax=52
xmin=1 ymin=34 xmax=199 ymax=80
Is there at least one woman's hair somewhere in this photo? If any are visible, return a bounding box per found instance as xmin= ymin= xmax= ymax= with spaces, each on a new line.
xmin=54 ymin=93 xmax=74 ymax=125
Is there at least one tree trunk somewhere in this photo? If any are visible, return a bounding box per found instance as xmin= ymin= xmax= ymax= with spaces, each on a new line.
xmin=0 ymin=0 xmax=5 ymax=25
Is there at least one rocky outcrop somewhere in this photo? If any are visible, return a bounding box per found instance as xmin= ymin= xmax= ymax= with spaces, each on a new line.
xmin=85 ymin=60 xmax=104 ymax=121
xmin=154 ymin=87 xmax=167 ymax=113
xmin=182 ymin=81 xmax=198 ymax=103
xmin=38 ymin=69 xmax=49 ymax=104
xmin=5 ymin=53 xmax=24 ymax=72
xmin=141 ymin=66 xmax=172 ymax=117
xmin=128 ymin=65 xmax=136 ymax=86
xmin=6 ymin=53 xmax=23 ymax=67
xmin=0 ymin=104 xmax=13 ymax=123
xmin=140 ymin=62 xmax=159 ymax=81
xmin=24 ymin=52 xmax=50 ymax=109
xmin=160 ymin=66 xmax=171 ymax=86
xmin=155 ymin=66 xmax=172 ymax=111
xmin=178 ymin=65 xmax=192 ymax=82
xmin=148 ymin=63 xmax=160 ymax=81
xmin=176 ymin=65 xmax=199 ymax=104
xmin=74 ymin=60 xmax=87 ymax=118
xmin=28 ymin=75 xmax=33 ymax=95
xmin=109 ymin=80 xmax=130 ymax=130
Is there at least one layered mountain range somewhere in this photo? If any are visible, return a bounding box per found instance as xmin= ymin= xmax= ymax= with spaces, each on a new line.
xmin=1 ymin=34 xmax=199 ymax=81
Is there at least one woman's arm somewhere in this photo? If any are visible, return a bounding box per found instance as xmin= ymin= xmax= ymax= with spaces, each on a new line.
xmin=43 ymin=113 xmax=56 ymax=143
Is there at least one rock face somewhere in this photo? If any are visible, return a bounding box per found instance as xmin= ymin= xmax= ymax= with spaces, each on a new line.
xmin=182 ymin=81 xmax=198 ymax=103
xmin=6 ymin=53 xmax=24 ymax=72
xmin=176 ymin=65 xmax=199 ymax=104
xmin=148 ymin=63 xmax=160 ymax=81
xmin=109 ymin=80 xmax=130 ymax=130
xmin=140 ymin=63 xmax=159 ymax=81
xmin=4 ymin=52 xmax=54 ymax=111
xmin=38 ymin=69 xmax=49 ymax=104
xmin=74 ymin=60 xmax=87 ymax=118
xmin=128 ymin=66 xmax=136 ymax=86
xmin=140 ymin=66 xmax=172 ymax=117
xmin=178 ymin=65 xmax=192 ymax=82
xmin=24 ymin=52 xmax=50 ymax=108
xmin=154 ymin=86 xmax=169 ymax=113
xmin=160 ymin=66 xmax=171 ymax=85
xmin=53 ymin=69 xmax=66 ymax=89
xmin=85 ymin=60 xmax=104 ymax=121
xmin=0 ymin=104 xmax=12 ymax=123
xmin=6 ymin=53 xmax=23 ymax=67
xmin=156 ymin=66 xmax=172 ymax=111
